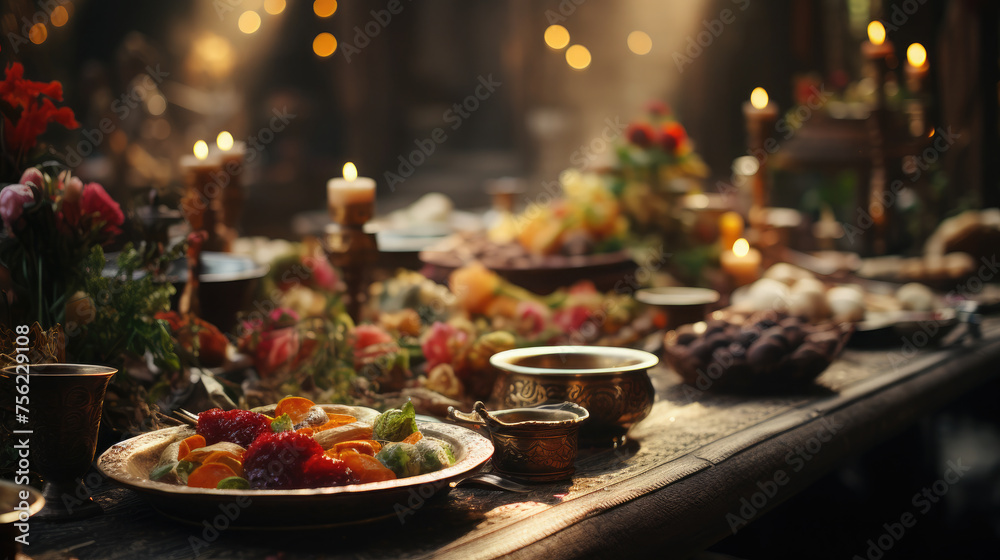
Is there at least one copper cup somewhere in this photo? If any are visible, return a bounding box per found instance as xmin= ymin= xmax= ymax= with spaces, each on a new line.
xmin=1 ymin=363 xmax=116 ymax=520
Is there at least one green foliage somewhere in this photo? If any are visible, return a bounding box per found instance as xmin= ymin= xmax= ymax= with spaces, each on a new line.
xmin=67 ymin=243 xmax=180 ymax=370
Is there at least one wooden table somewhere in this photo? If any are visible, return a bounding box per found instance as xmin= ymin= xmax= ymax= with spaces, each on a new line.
xmin=22 ymin=319 xmax=998 ymax=560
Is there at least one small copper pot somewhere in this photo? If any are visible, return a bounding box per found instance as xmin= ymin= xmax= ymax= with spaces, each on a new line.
xmin=449 ymin=401 xmax=589 ymax=482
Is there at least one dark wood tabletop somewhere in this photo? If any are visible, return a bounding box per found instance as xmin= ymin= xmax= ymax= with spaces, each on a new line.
xmin=20 ymin=318 xmax=999 ymax=560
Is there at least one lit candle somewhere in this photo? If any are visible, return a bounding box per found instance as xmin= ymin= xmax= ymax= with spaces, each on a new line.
xmin=720 ymin=238 xmax=761 ymax=287
xmin=904 ymin=42 xmax=928 ymax=92
xmin=180 ymin=140 xmax=227 ymax=249
xmin=743 ymin=87 xmax=778 ymax=213
xmin=862 ymin=21 xmax=894 ymax=60
xmin=327 ymin=162 xmax=376 ymax=226
xmin=211 ymin=131 xmax=246 ymax=237
xmin=719 ymin=211 xmax=744 ymax=251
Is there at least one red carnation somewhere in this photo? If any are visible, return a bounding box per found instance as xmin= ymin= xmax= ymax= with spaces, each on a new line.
xmin=1 ymin=63 xmax=79 ymax=154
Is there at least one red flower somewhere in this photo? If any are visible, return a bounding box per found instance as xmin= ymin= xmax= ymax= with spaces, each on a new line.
xmin=515 ymin=300 xmax=550 ymax=337
xmin=625 ymin=122 xmax=657 ymax=148
xmin=659 ymin=122 xmax=687 ymax=155
xmin=301 ymin=254 xmax=339 ymax=291
xmin=351 ymin=324 xmax=399 ymax=371
xmin=1 ymin=63 xmax=79 ymax=154
xmin=80 ymin=183 xmax=124 ymax=236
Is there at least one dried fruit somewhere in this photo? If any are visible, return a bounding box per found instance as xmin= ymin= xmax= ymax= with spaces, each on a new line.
xmin=197 ymin=408 xmax=271 ymax=448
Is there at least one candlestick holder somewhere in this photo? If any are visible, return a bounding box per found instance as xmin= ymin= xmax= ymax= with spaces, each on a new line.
xmin=324 ymin=180 xmax=378 ymax=323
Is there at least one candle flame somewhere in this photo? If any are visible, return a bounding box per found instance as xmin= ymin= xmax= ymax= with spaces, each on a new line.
xmin=867 ymin=21 xmax=886 ymax=46
xmin=750 ymin=87 xmax=768 ymax=110
xmin=193 ymin=140 xmax=209 ymax=160
xmin=733 ymin=238 xmax=750 ymax=257
xmin=906 ymin=43 xmax=927 ymax=67
xmin=343 ymin=162 xmax=358 ymax=181
xmin=216 ymin=131 xmax=234 ymax=151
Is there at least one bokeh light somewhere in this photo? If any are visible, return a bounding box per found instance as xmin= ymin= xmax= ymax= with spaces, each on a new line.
xmin=314 ymin=0 xmax=338 ymax=18
xmin=264 ymin=0 xmax=286 ymax=15
xmin=733 ymin=238 xmax=750 ymax=257
xmin=238 ymin=11 xmax=261 ymax=34
xmin=627 ymin=31 xmax=652 ymax=55
xmin=146 ymin=94 xmax=166 ymax=116
xmin=51 ymin=6 xmax=69 ymax=27
xmin=29 ymin=23 xmax=47 ymax=45
xmin=313 ymin=33 xmax=338 ymax=57
xmin=750 ymin=87 xmax=769 ymax=109
xmin=565 ymin=44 xmax=591 ymax=70
xmin=544 ymin=25 xmax=570 ymax=50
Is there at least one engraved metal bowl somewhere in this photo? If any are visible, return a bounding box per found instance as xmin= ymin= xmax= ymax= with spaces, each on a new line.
xmin=489 ymin=346 xmax=658 ymax=443
xmin=448 ymin=401 xmax=589 ymax=482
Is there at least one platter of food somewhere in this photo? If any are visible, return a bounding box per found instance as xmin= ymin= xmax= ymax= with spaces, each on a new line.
xmin=97 ymin=400 xmax=493 ymax=528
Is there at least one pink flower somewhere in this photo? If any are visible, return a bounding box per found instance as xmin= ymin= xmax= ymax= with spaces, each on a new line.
xmin=302 ymin=254 xmax=339 ymax=291
xmin=421 ymin=321 xmax=469 ymax=370
xmin=268 ymin=307 xmax=299 ymax=328
xmin=255 ymin=327 xmax=301 ymax=378
xmin=553 ymin=305 xmax=593 ymax=334
xmin=19 ymin=168 xmax=44 ymax=189
xmin=0 ymin=184 xmax=35 ymax=233
xmin=515 ymin=300 xmax=551 ymax=337
xmin=80 ymin=182 xmax=124 ymax=236
xmin=351 ymin=324 xmax=399 ymax=371
xmin=352 ymin=324 xmax=393 ymax=352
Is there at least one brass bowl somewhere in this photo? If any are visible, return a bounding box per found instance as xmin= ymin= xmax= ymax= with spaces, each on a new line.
xmin=449 ymin=401 xmax=589 ymax=482
xmin=490 ymin=346 xmax=658 ymax=443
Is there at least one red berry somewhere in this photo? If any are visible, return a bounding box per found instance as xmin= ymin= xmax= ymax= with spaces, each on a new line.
xmin=243 ymin=431 xmax=325 ymax=489
xmin=301 ymin=454 xmax=356 ymax=488
xmin=196 ymin=408 xmax=271 ymax=448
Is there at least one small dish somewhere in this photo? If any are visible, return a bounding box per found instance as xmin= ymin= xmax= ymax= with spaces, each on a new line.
xmin=635 ymin=287 xmax=720 ymax=330
xmin=448 ymin=401 xmax=589 ymax=482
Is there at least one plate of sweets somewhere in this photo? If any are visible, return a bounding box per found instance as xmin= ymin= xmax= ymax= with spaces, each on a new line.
xmin=98 ymin=397 xmax=493 ymax=528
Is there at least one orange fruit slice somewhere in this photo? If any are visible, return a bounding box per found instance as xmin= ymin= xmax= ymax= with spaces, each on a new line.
xmin=202 ymin=450 xmax=244 ymax=477
xmin=339 ymin=452 xmax=396 ymax=484
xmin=178 ymin=434 xmax=207 ymax=461
xmin=187 ymin=463 xmax=238 ymax=489
xmin=315 ymin=413 xmax=356 ymax=432
xmin=273 ymin=396 xmax=316 ymax=424
xmin=402 ymin=431 xmax=423 ymax=445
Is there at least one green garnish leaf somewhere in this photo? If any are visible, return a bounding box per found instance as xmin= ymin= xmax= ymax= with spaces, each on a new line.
xmin=372 ymin=400 xmax=417 ymax=442
xmin=271 ymin=413 xmax=294 ymax=433
xmin=149 ymin=463 xmax=177 ymax=481
xmin=176 ymin=460 xmax=197 ymax=485
xmin=216 ymin=476 xmax=250 ymax=490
